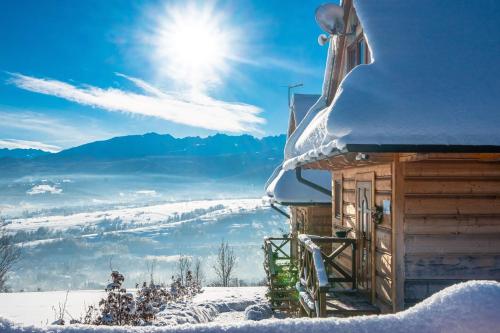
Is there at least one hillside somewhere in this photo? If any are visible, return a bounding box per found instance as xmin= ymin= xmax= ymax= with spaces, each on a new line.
xmin=0 ymin=148 xmax=51 ymax=159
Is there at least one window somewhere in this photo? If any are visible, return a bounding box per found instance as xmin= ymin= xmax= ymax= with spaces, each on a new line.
xmin=346 ymin=37 xmax=369 ymax=71
xmin=347 ymin=47 xmax=356 ymax=71
xmin=334 ymin=180 xmax=342 ymax=219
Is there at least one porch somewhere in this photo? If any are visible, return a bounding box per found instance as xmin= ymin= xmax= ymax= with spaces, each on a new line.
xmin=264 ymin=234 xmax=379 ymax=318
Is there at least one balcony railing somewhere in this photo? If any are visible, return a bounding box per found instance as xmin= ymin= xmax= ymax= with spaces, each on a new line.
xmin=297 ymin=234 xmax=357 ymax=317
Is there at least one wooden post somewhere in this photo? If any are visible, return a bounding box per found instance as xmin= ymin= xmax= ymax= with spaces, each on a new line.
xmin=352 ymin=242 xmax=357 ymax=289
xmin=319 ymin=292 xmax=327 ymax=317
xmin=370 ymin=172 xmax=377 ymax=304
xmin=392 ymin=156 xmax=406 ymax=311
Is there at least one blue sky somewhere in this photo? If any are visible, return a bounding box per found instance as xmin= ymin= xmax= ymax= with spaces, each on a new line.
xmin=0 ymin=0 xmax=331 ymax=151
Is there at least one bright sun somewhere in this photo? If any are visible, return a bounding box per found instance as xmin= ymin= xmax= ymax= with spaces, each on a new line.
xmin=153 ymin=3 xmax=237 ymax=91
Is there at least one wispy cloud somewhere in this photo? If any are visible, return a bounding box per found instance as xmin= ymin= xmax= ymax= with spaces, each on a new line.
xmin=8 ymin=73 xmax=265 ymax=133
xmin=0 ymin=109 xmax=114 ymax=148
xmin=0 ymin=139 xmax=61 ymax=152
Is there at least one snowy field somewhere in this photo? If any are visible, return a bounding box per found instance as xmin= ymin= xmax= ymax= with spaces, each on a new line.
xmin=1 ymin=281 xmax=500 ymax=332
xmin=0 ymin=287 xmax=267 ymax=326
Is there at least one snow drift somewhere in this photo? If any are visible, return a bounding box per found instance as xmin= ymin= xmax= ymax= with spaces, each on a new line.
xmin=1 ymin=281 xmax=499 ymax=332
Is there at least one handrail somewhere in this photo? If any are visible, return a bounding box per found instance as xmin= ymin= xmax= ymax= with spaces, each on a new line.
xmin=297 ymin=233 xmax=357 ymax=317
xmin=297 ymin=234 xmax=329 ymax=289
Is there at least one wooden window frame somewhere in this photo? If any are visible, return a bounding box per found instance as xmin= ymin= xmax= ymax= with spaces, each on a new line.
xmin=346 ymin=34 xmax=370 ymax=72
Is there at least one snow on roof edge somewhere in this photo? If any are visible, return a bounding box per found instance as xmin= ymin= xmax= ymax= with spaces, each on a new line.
xmin=283 ymin=39 xmax=336 ymax=168
xmin=265 ymin=168 xmax=331 ymax=204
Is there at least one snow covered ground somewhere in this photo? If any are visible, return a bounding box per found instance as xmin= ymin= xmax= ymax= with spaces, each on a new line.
xmin=0 ymin=290 xmax=105 ymax=326
xmin=0 ymin=287 xmax=267 ymax=327
xmin=1 ymin=281 xmax=499 ymax=332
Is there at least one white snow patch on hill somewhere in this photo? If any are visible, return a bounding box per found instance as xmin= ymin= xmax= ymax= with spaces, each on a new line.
xmin=26 ymin=184 xmax=63 ymax=195
xmin=4 ymin=198 xmax=264 ymax=233
xmin=1 ymin=281 xmax=499 ymax=332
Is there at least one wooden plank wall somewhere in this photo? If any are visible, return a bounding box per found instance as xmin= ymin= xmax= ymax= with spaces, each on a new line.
xmin=403 ymin=160 xmax=500 ymax=307
xmin=295 ymin=206 xmax=332 ymax=255
xmin=333 ymin=163 xmax=394 ymax=313
xmin=295 ymin=206 xmax=332 ymax=237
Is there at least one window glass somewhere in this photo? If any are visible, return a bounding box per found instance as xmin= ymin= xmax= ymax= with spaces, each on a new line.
xmin=358 ymin=39 xmax=366 ymax=65
xmin=347 ymin=48 xmax=356 ymax=71
xmin=334 ymin=180 xmax=341 ymax=218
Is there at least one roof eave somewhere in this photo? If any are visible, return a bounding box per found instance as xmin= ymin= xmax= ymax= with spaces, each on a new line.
xmin=345 ymin=144 xmax=500 ymax=153
xmin=290 ymin=144 xmax=500 ymax=169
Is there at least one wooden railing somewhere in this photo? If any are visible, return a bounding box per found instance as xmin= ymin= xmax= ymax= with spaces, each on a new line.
xmin=297 ymin=234 xmax=357 ymax=317
xmin=263 ymin=237 xmax=297 ymax=312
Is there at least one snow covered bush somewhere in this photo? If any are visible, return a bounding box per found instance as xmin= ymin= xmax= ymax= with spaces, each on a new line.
xmin=244 ymin=303 xmax=273 ymax=321
xmin=82 ymin=271 xmax=138 ymax=326
xmin=81 ymin=270 xmax=203 ymax=326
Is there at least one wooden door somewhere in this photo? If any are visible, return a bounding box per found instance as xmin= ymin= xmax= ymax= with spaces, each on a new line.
xmin=356 ymin=181 xmax=372 ymax=293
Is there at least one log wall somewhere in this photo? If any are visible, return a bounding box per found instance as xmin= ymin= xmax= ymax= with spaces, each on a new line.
xmin=402 ymin=159 xmax=500 ymax=307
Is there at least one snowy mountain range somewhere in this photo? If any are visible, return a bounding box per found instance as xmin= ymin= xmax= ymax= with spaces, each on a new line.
xmin=0 ymin=133 xmax=286 ymax=180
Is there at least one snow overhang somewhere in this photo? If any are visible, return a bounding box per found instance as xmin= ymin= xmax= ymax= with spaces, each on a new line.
xmin=289 ymin=94 xmax=321 ymax=130
xmin=283 ymin=0 xmax=500 ymax=170
xmin=265 ymin=167 xmax=331 ymax=206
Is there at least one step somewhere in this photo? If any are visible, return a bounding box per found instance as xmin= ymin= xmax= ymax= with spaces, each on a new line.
xmin=325 ymin=291 xmax=379 ymax=317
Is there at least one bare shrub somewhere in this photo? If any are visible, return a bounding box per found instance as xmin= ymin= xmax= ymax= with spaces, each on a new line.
xmin=176 ymin=255 xmax=191 ymax=285
xmin=0 ymin=228 xmax=21 ymax=291
xmin=212 ymin=240 xmax=237 ymax=287
xmin=193 ymin=257 xmax=204 ymax=287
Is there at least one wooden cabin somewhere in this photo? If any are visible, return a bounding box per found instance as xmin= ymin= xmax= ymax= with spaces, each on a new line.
xmin=275 ymin=0 xmax=500 ymax=316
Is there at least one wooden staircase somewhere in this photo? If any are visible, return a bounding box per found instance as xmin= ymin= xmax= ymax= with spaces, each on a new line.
xmin=263 ymin=237 xmax=298 ymax=313
xmin=325 ymin=290 xmax=379 ymax=317
xmin=297 ymin=234 xmax=379 ymax=318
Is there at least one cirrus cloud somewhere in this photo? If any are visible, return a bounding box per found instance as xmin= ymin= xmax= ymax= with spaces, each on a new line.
xmin=8 ymin=72 xmax=265 ymax=133
xmin=0 ymin=139 xmax=61 ymax=152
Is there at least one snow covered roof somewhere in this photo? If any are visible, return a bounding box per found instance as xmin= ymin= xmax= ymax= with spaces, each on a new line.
xmin=289 ymin=94 xmax=320 ymax=131
xmin=284 ymin=0 xmax=500 ymax=169
xmin=265 ymin=165 xmax=331 ymax=205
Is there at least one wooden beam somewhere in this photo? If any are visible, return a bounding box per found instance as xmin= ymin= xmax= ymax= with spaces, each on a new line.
xmin=392 ymin=154 xmax=405 ymax=311
xmin=371 ymin=171 xmax=377 ymax=304
xmin=400 ymin=153 xmax=500 ymax=162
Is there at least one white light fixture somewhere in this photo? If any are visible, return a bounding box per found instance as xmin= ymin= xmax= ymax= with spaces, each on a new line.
xmin=317 ymin=34 xmax=330 ymax=46
xmin=356 ymin=153 xmax=369 ymax=161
